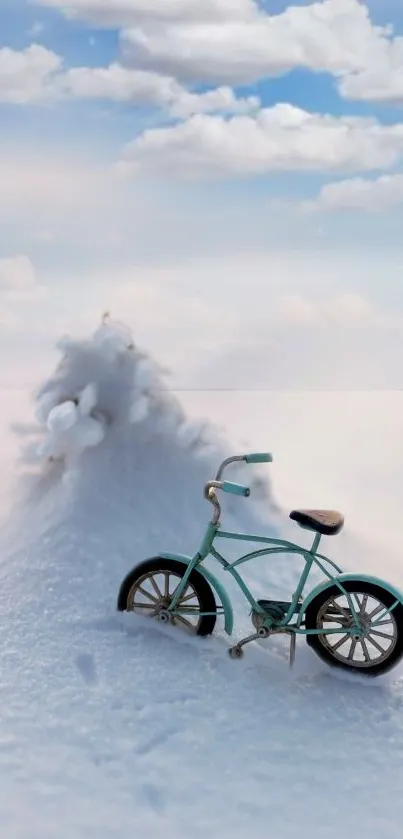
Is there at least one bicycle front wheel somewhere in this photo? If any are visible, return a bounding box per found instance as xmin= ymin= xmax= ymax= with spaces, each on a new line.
xmin=117 ymin=557 xmax=217 ymax=637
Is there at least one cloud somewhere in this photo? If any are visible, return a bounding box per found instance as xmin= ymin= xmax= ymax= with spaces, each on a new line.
xmin=0 ymin=46 xmax=258 ymax=115
xmin=0 ymin=307 xmax=22 ymax=332
xmin=275 ymin=291 xmax=377 ymax=328
xmin=0 ymin=148 xmax=124 ymax=256
xmin=27 ymin=21 xmax=46 ymax=37
xmin=20 ymin=1 xmax=403 ymax=110
xmin=63 ymin=63 xmax=259 ymax=114
xmin=0 ymin=255 xmax=37 ymax=290
xmin=304 ymin=173 xmax=403 ymax=212
xmin=120 ymin=0 xmax=387 ymax=86
xmin=0 ymin=150 xmax=115 ymax=216
xmin=35 ymin=269 xmax=240 ymax=382
xmin=339 ymin=61 xmax=403 ymax=106
xmin=37 ymin=0 xmax=252 ymax=26
xmin=0 ymin=255 xmax=48 ymax=303
xmin=337 ymin=21 xmax=403 ymax=105
xmin=0 ymin=45 xmax=61 ymax=104
xmin=0 ymin=256 xmax=47 ymax=336
xmin=116 ymin=105 xmax=403 ymax=179
xmin=108 ymin=276 xmax=238 ymax=334
xmin=193 ymin=288 xmax=403 ymax=390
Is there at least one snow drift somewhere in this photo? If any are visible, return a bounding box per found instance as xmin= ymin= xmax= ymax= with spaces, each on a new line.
xmin=1 ymin=316 xmax=403 ymax=839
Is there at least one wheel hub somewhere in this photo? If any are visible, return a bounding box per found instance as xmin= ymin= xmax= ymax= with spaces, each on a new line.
xmin=155 ymin=597 xmax=173 ymax=622
xmin=347 ymin=613 xmax=373 ymax=640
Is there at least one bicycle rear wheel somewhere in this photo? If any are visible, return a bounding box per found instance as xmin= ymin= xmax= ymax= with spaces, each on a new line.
xmin=304 ymin=579 xmax=403 ymax=677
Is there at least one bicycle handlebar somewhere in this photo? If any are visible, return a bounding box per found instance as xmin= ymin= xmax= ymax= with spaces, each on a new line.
xmin=207 ymin=451 xmax=273 ymax=523
xmin=215 ymin=452 xmax=272 ymax=481
xmin=204 ymin=478 xmax=250 ymax=524
xmin=222 ymin=481 xmax=250 ymax=497
xmin=244 ymin=452 xmax=273 ymax=464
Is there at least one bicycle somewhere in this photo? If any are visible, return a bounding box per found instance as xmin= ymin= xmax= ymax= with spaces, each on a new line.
xmin=117 ymin=453 xmax=403 ymax=677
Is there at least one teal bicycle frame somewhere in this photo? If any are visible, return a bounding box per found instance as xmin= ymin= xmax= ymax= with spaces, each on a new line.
xmin=161 ymin=453 xmax=403 ymax=642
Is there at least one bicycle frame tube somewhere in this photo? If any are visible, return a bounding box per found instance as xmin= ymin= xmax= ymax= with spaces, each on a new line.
xmin=212 ymin=529 xmax=327 ymax=624
xmin=166 ymin=522 xmax=219 ymax=609
xmin=167 ymin=520 xmax=362 ymax=633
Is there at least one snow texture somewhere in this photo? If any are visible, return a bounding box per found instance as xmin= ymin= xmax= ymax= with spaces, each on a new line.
xmin=0 ymin=316 xmax=403 ymax=839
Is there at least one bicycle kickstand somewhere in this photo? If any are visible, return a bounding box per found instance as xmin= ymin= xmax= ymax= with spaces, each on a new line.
xmin=289 ymin=632 xmax=296 ymax=668
xmin=228 ymin=627 xmax=270 ymax=659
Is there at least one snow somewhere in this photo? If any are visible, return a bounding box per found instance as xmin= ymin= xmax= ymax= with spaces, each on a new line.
xmin=0 ymin=317 xmax=403 ymax=839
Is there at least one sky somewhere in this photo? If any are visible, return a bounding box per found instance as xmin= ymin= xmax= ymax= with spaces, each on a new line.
xmin=1 ymin=0 xmax=403 ymax=389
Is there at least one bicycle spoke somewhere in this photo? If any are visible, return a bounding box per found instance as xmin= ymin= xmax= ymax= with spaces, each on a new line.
xmin=322 ymin=613 xmax=346 ymax=624
xmin=367 ymin=635 xmax=387 ymax=655
xmin=371 ymin=618 xmax=394 ymax=627
xmin=367 ymin=603 xmax=384 ymax=620
xmin=179 ymin=590 xmax=196 ymax=605
xmin=175 ymin=615 xmax=196 ymax=631
xmin=359 ymin=594 xmax=368 ymax=617
xmin=331 ymin=634 xmax=349 ymax=652
xmin=348 ymin=638 xmax=358 ymax=661
xmin=369 ymin=629 xmax=394 ymax=641
xmin=361 ymin=638 xmax=371 ymax=663
xmin=171 ymin=581 xmax=188 ymax=601
xmin=137 ymin=586 xmax=158 ymax=603
xmin=150 ymin=575 xmax=163 ymax=599
xmin=329 ymin=599 xmax=352 ymax=620
xmin=133 ymin=602 xmax=157 ymax=611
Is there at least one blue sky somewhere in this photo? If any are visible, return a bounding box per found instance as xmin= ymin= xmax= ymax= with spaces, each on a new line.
xmin=1 ymin=1 xmax=403 ymax=148
xmin=1 ymin=0 xmax=403 ymax=389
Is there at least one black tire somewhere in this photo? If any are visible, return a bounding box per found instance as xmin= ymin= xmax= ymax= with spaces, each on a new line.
xmin=304 ymin=579 xmax=403 ymax=677
xmin=117 ymin=557 xmax=217 ymax=637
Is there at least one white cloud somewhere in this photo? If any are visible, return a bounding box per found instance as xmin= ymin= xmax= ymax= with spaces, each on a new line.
xmin=274 ymin=293 xmax=318 ymax=326
xmin=0 ymin=45 xmax=61 ymax=104
xmin=193 ymin=287 xmax=403 ymax=391
xmin=323 ymin=293 xmax=375 ymax=326
xmin=0 ymin=47 xmax=258 ymax=115
xmin=0 ymin=255 xmax=48 ymax=303
xmin=0 ymin=255 xmax=37 ymax=290
xmin=304 ymin=174 xmax=403 ymax=212
xmin=116 ymin=105 xmax=403 ymax=178
xmin=273 ymin=291 xmax=378 ymax=328
xmin=109 ymin=277 xmax=238 ymax=332
xmin=63 ymin=63 xmax=259 ymax=114
xmin=38 ymin=0 xmax=252 ymax=26
xmin=27 ymin=21 xmax=46 ymax=37
xmin=0 ymin=307 xmax=22 ymax=332
xmin=64 ymin=63 xmax=180 ymax=103
xmin=42 ymin=271 xmax=240 ymax=378
xmin=169 ymin=86 xmax=259 ymax=118
xmin=120 ymin=0 xmax=388 ymax=86
xmin=339 ymin=42 xmax=403 ymax=104
xmin=18 ymin=1 xmax=403 ymax=110
xmin=0 ymin=152 xmax=113 ymax=213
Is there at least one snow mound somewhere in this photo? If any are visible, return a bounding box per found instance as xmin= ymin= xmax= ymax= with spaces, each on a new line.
xmin=1 ymin=317 xmax=403 ymax=839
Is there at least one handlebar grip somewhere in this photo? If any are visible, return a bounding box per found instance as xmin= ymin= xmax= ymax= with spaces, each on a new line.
xmin=222 ymin=481 xmax=250 ymax=497
xmin=244 ymin=452 xmax=273 ymax=464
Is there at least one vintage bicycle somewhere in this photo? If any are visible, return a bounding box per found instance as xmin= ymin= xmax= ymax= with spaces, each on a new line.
xmin=117 ymin=453 xmax=403 ymax=677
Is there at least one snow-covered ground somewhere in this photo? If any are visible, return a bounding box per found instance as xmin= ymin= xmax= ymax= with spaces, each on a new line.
xmin=0 ymin=319 xmax=403 ymax=839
